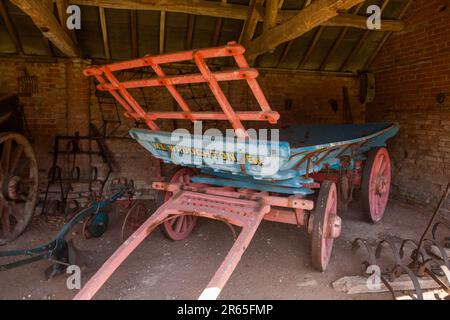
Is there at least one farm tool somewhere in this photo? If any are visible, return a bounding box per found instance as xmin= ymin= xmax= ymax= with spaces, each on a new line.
xmin=0 ymin=181 xmax=134 ymax=278
xmin=352 ymin=184 xmax=450 ymax=300
xmin=74 ymin=42 xmax=399 ymax=300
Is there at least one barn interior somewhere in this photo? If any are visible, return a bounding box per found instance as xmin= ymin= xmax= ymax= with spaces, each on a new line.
xmin=0 ymin=0 xmax=449 ymax=300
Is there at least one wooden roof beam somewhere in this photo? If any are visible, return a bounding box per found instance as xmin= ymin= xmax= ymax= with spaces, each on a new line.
xmin=246 ymin=0 xmax=364 ymax=59
xmin=0 ymin=0 xmax=23 ymax=55
xmin=130 ymin=10 xmax=138 ymax=58
xmin=10 ymin=0 xmax=80 ymax=57
xmin=239 ymin=0 xmax=264 ymax=47
xmin=159 ymin=11 xmax=166 ymax=54
xmin=99 ymin=7 xmax=111 ymax=59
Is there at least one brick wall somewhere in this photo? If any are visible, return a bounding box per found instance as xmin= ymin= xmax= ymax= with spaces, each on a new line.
xmin=0 ymin=57 xmax=363 ymax=201
xmin=367 ymin=0 xmax=450 ymax=205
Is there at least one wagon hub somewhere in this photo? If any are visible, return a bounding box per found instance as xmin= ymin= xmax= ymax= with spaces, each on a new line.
xmin=375 ymin=175 xmax=388 ymax=194
xmin=326 ymin=215 xmax=342 ymax=239
xmin=2 ymin=175 xmax=27 ymax=201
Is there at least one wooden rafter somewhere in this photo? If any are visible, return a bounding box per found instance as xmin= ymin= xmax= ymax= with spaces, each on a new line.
xmin=246 ymin=0 xmax=364 ymax=59
xmin=185 ymin=14 xmax=195 ymax=50
xmin=212 ymin=0 xmax=227 ymax=46
xmin=99 ymin=7 xmax=111 ymax=59
xmin=130 ymin=10 xmax=138 ymax=58
xmin=239 ymin=0 xmax=264 ymax=46
xmin=276 ymin=0 xmax=310 ymax=68
xmin=339 ymin=0 xmax=391 ymax=71
xmin=364 ymin=0 xmax=413 ymax=70
xmin=159 ymin=11 xmax=166 ymax=54
xmin=67 ymin=1 xmax=403 ymax=31
xmin=10 ymin=0 xmax=79 ymax=57
xmin=0 ymin=0 xmax=23 ymax=55
xmin=319 ymin=2 xmax=364 ymax=70
xmin=56 ymin=0 xmax=78 ymax=43
xmin=297 ymin=27 xmax=325 ymax=69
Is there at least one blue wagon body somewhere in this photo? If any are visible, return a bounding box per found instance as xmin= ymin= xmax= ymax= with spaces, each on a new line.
xmin=130 ymin=122 xmax=399 ymax=195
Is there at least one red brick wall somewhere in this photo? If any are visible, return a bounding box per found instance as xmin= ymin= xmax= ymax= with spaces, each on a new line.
xmin=367 ymin=0 xmax=450 ymax=205
xmin=0 ymin=57 xmax=363 ymax=200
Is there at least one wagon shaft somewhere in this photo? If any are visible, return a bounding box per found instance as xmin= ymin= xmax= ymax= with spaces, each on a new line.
xmin=74 ymin=190 xmax=272 ymax=300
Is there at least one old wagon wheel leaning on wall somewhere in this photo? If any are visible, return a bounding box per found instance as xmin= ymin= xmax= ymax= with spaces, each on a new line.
xmin=362 ymin=147 xmax=391 ymax=223
xmin=0 ymin=132 xmax=39 ymax=245
xmin=156 ymin=167 xmax=198 ymax=241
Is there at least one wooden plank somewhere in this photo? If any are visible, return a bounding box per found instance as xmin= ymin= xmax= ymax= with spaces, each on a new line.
xmin=333 ymin=274 xmax=449 ymax=295
xmin=99 ymin=7 xmax=111 ymax=59
xmin=246 ymin=0 xmax=364 ymax=59
xmin=264 ymin=0 xmax=278 ymax=32
xmin=130 ymin=10 xmax=138 ymax=58
xmin=319 ymin=2 xmax=364 ymax=70
xmin=10 ymin=0 xmax=79 ymax=57
xmin=159 ymin=11 xmax=166 ymax=54
xmin=0 ymin=0 xmax=23 ymax=55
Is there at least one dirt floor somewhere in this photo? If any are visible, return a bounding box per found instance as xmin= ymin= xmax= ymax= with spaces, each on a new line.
xmin=0 ymin=194 xmax=440 ymax=300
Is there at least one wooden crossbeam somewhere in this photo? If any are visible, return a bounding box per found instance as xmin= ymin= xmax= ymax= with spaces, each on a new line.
xmin=0 ymin=0 xmax=23 ymax=55
xmin=10 ymin=0 xmax=79 ymax=57
xmin=99 ymin=7 xmax=111 ymax=59
xmin=246 ymin=0 xmax=364 ymax=59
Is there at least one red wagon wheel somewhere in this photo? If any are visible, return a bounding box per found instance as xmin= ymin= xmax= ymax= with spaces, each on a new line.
xmin=121 ymin=201 xmax=150 ymax=242
xmin=311 ymin=180 xmax=341 ymax=272
xmin=362 ymin=147 xmax=391 ymax=223
xmin=0 ymin=133 xmax=39 ymax=245
xmin=157 ymin=167 xmax=198 ymax=241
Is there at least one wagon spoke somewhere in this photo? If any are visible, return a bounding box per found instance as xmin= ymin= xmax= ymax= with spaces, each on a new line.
xmin=175 ymin=216 xmax=184 ymax=233
xmin=1 ymin=201 xmax=11 ymax=236
xmin=10 ymin=145 xmax=24 ymax=176
xmin=1 ymin=139 xmax=12 ymax=174
xmin=379 ymin=158 xmax=388 ymax=176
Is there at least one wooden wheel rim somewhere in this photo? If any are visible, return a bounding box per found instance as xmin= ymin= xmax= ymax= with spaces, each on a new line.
xmin=0 ymin=133 xmax=38 ymax=245
xmin=161 ymin=167 xmax=198 ymax=241
xmin=363 ymin=148 xmax=391 ymax=223
xmin=311 ymin=181 xmax=338 ymax=272
xmin=121 ymin=202 xmax=149 ymax=241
